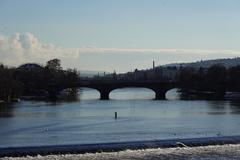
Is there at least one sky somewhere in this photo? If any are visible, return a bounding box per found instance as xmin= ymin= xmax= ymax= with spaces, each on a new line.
xmin=0 ymin=0 xmax=240 ymax=73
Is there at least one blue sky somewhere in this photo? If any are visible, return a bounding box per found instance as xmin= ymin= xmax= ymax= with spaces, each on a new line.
xmin=0 ymin=0 xmax=240 ymax=72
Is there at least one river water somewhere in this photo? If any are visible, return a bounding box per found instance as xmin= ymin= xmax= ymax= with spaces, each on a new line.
xmin=0 ymin=88 xmax=240 ymax=148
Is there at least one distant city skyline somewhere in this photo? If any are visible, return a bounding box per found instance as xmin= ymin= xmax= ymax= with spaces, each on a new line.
xmin=1 ymin=0 xmax=240 ymax=73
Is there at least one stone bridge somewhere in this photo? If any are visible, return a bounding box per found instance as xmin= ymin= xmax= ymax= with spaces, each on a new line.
xmin=76 ymin=80 xmax=178 ymax=100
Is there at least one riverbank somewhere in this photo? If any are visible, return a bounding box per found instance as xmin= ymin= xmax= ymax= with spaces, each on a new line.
xmin=2 ymin=144 xmax=240 ymax=160
xmin=1 ymin=136 xmax=240 ymax=158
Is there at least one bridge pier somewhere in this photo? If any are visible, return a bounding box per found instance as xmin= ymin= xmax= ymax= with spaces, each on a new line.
xmin=100 ymin=90 xmax=111 ymax=100
xmin=155 ymin=92 xmax=166 ymax=100
xmin=154 ymin=89 xmax=167 ymax=100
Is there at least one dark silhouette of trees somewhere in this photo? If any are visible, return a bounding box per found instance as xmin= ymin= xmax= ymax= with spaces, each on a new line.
xmin=0 ymin=64 xmax=23 ymax=102
xmin=205 ymin=65 xmax=226 ymax=96
xmin=14 ymin=64 xmax=45 ymax=96
xmin=46 ymin=58 xmax=62 ymax=71
xmin=178 ymin=64 xmax=229 ymax=99
xmin=61 ymin=68 xmax=80 ymax=98
xmin=43 ymin=59 xmax=79 ymax=87
xmin=228 ymin=65 xmax=240 ymax=91
xmin=178 ymin=67 xmax=196 ymax=93
xmin=13 ymin=59 xmax=80 ymax=100
xmin=206 ymin=65 xmax=226 ymax=84
xmin=178 ymin=67 xmax=206 ymax=92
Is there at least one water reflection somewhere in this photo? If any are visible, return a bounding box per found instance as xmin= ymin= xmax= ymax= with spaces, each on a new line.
xmin=229 ymin=101 xmax=240 ymax=114
xmin=0 ymin=103 xmax=15 ymax=118
xmin=207 ymin=101 xmax=228 ymax=110
xmin=230 ymin=101 xmax=240 ymax=108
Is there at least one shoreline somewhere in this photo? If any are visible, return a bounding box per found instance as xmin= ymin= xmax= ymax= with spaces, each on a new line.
xmin=1 ymin=135 xmax=240 ymax=158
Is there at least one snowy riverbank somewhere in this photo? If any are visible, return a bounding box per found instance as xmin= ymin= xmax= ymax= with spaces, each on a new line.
xmin=2 ymin=144 xmax=240 ymax=160
xmin=1 ymin=135 xmax=240 ymax=157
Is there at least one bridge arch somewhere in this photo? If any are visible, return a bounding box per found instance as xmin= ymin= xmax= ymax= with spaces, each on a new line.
xmin=110 ymin=87 xmax=155 ymax=100
xmin=165 ymin=88 xmax=180 ymax=100
xmin=93 ymin=86 xmax=174 ymax=100
xmin=79 ymin=87 xmax=100 ymax=100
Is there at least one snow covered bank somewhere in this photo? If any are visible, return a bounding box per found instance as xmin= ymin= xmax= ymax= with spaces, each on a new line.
xmin=1 ymin=136 xmax=240 ymax=158
xmin=2 ymin=144 xmax=240 ymax=160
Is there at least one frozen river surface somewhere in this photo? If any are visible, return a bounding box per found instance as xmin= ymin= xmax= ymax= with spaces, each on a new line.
xmin=1 ymin=88 xmax=240 ymax=148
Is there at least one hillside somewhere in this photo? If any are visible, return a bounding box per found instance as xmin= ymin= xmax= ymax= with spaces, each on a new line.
xmin=163 ymin=57 xmax=240 ymax=68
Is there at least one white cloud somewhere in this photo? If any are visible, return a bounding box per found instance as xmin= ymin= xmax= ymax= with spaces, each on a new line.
xmin=1 ymin=32 xmax=240 ymax=71
xmin=80 ymin=47 xmax=240 ymax=56
xmin=0 ymin=32 xmax=79 ymax=66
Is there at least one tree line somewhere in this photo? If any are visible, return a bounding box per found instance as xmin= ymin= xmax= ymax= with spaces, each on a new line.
xmin=0 ymin=59 xmax=79 ymax=102
xmin=2 ymin=61 xmax=240 ymax=102
xmin=178 ymin=64 xmax=240 ymax=98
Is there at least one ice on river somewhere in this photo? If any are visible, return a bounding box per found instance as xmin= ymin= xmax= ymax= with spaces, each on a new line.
xmin=2 ymin=144 xmax=240 ymax=160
